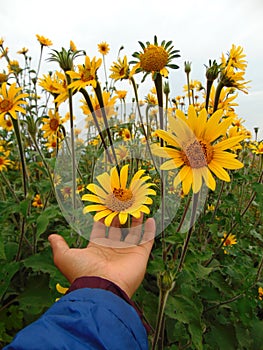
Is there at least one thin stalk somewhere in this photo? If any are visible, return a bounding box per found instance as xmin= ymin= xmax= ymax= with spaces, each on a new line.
xmin=205 ymin=80 xmax=213 ymax=111
xmin=80 ymin=87 xmax=113 ymax=164
xmin=94 ymin=82 xmax=119 ymax=168
xmin=176 ymin=192 xmax=199 ymax=273
xmin=11 ymin=117 xmax=28 ymax=197
xmin=0 ymin=171 xmax=20 ymax=203
xmin=154 ymin=73 xmax=166 ymax=262
xmin=130 ymin=77 xmax=158 ymax=172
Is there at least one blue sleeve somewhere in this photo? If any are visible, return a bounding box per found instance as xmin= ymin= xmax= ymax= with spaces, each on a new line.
xmin=4 ymin=288 xmax=149 ymax=350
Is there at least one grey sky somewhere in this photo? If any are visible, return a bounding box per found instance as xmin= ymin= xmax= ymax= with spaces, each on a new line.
xmin=1 ymin=0 xmax=263 ymax=139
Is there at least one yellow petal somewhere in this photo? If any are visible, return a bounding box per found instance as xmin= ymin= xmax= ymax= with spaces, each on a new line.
xmin=120 ymin=164 xmax=129 ymax=189
xmin=104 ymin=212 xmax=118 ymax=226
xmin=213 ymin=135 xmax=246 ymax=151
xmin=160 ymin=159 xmax=182 ymax=170
xmin=87 ymin=184 xmax=108 ymax=199
xmin=110 ymin=167 xmax=120 ymax=189
xmin=118 ymin=212 xmax=128 ymax=225
xmin=96 ymin=172 xmax=112 ymax=193
xmin=82 ymin=194 xmax=104 ymax=203
xmin=94 ymin=209 xmax=113 ymax=221
xmin=83 ymin=204 xmax=106 ymax=214
xmin=56 ymin=283 xmax=68 ymax=294
xmin=192 ymin=168 xmax=203 ymax=194
xmin=208 ymin=161 xmax=230 ymax=181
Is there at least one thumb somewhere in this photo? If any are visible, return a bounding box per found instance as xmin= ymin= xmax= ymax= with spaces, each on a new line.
xmin=48 ymin=234 xmax=69 ymax=267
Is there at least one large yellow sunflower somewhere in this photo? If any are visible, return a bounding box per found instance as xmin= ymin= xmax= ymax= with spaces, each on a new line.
xmin=82 ymin=164 xmax=156 ymax=227
xmin=66 ymin=55 xmax=102 ymax=91
xmin=153 ymin=105 xmax=245 ymax=194
xmin=0 ymin=82 xmax=28 ymax=120
xmin=131 ymin=36 xmax=180 ymax=80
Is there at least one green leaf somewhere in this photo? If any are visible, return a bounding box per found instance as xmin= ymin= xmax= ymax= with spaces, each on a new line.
xmin=36 ymin=213 xmax=49 ymax=238
xmin=166 ymin=294 xmax=203 ymax=350
xmin=0 ymin=261 xmax=20 ymax=299
xmin=0 ymin=235 xmax=6 ymax=260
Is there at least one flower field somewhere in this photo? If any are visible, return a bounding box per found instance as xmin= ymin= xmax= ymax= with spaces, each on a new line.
xmin=0 ymin=35 xmax=262 ymax=349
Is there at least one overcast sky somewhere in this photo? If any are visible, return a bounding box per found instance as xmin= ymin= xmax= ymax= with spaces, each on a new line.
xmin=1 ymin=0 xmax=263 ymax=139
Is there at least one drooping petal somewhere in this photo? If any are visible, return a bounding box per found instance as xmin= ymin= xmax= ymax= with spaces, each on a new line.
xmin=104 ymin=211 xmax=118 ymax=226
xmin=94 ymin=209 xmax=113 ymax=221
xmin=118 ymin=212 xmax=128 ymax=225
xmin=208 ymin=161 xmax=230 ymax=182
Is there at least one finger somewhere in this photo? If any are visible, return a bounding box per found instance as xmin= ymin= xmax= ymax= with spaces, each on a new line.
xmin=90 ymin=220 xmax=107 ymax=242
xmin=124 ymin=214 xmax=143 ymax=245
xmin=140 ymin=218 xmax=156 ymax=252
xmin=48 ymin=234 xmax=70 ymax=267
xmin=108 ymin=218 xmax=122 ymax=241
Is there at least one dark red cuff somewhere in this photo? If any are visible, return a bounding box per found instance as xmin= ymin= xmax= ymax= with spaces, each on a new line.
xmin=67 ymin=276 xmax=151 ymax=334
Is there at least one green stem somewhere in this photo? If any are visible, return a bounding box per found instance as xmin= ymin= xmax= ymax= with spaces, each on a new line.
xmin=213 ymin=81 xmax=224 ymax=113
xmin=130 ymin=77 xmax=158 ymax=172
xmin=152 ymin=288 xmax=170 ymax=350
xmin=80 ymin=87 xmax=114 ymax=165
xmin=11 ymin=117 xmax=28 ymax=197
xmin=176 ymin=192 xmax=199 ymax=273
xmin=205 ymin=80 xmax=213 ymax=111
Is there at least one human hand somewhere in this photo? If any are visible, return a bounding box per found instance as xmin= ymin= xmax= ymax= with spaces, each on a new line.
xmin=48 ymin=216 xmax=155 ymax=298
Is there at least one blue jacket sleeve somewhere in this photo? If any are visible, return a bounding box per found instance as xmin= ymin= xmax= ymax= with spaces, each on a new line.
xmin=4 ymin=288 xmax=149 ymax=350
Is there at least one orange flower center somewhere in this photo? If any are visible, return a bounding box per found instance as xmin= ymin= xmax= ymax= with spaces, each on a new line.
xmin=50 ymin=118 xmax=59 ymax=131
xmin=0 ymin=157 xmax=4 ymax=165
xmin=140 ymin=45 xmax=168 ymax=72
xmin=0 ymin=99 xmax=13 ymax=113
xmin=105 ymin=188 xmax=134 ymax=211
xmin=181 ymin=140 xmax=213 ymax=168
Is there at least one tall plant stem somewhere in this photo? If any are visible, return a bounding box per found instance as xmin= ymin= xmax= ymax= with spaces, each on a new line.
xmin=66 ymin=80 xmax=77 ymax=210
xmin=205 ymin=80 xmax=213 ymax=111
xmin=176 ymin=192 xmax=200 ymax=273
xmin=11 ymin=117 xmax=28 ymax=197
xmin=154 ymin=73 xmax=166 ymax=261
xmin=94 ymin=82 xmax=118 ymax=168
xmin=80 ymin=88 xmax=109 ymax=155
xmin=130 ymin=77 xmax=158 ymax=172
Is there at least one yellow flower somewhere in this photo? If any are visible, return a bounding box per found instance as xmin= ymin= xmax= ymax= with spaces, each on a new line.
xmin=153 ymin=106 xmax=245 ymax=194
xmin=131 ymin=36 xmax=180 ymax=80
xmin=249 ymin=141 xmax=263 ymax=155
xmin=67 ymin=55 xmax=102 ymax=91
xmin=82 ymin=164 xmax=156 ymax=227
xmin=0 ymin=82 xmax=28 ymax=120
xmin=70 ymin=40 xmax=77 ymax=52
xmin=109 ymin=56 xmax=130 ymax=81
xmin=0 ymin=116 xmax=13 ymax=131
xmin=8 ymin=60 xmax=22 ymax=74
xmin=0 ymin=73 xmax=8 ymax=83
xmin=32 ymin=194 xmax=44 ymax=208
xmin=17 ymin=47 xmax=28 ymax=55
xmin=41 ymin=109 xmax=62 ymax=139
xmin=98 ymin=42 xmax=110 ymax=55
xmin=258 ymin=287 xmax=263 ymax=301
xmin=115 ymin=90 xmax=127 ymax=100
xmin=55 ymin=283 xmax=69 ymax=302
xmin=221 ymin=232 xmax=237 ymax=246
xmin=120 ymin=128 xmax=131 ymax=141
xmin=228 ymin=44 xmax=247 ymax=71
xmin=36 ymin=34 xmax=53 ymax=47
xmin=0 ymin=152 xmax=12 ymax=171
xmin=61 ymin=186 xmax=72 ymax=199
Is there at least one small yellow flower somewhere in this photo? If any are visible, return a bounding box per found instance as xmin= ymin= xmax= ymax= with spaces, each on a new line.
xmin=0 ymin=82 xmax=28 ymax=120
xmin=70 ymin=40 xmax=77 ymax=51
xmin=32 ymin=194 xmax=43 ymax=208
xmin=17 ymin=47 xmax=28 ymax=55
xmin=98 ymin=42 xmax=110 ymax=55
xmin=258 ymin=287 xmax=263 ymax=301
xmin=36 ymin=34 xmax=53 ymax=47
xmin=109 ymin=56 xmax=130 ymax=81
xmin=0 ymin=152 xmax=12 ymax=171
